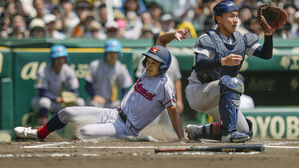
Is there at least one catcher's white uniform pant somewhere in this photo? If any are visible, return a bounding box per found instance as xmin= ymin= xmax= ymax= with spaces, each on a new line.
xmin=57 ymin=106 xmax=137 ymax=139
xmin=185 ymin=80 xmax=249 ymax=133
xmin=31 ymin=97 xmax=85 ymax=113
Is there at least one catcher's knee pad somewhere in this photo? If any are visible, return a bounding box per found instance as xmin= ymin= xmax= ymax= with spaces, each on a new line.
xmin=219 ymin=75 xmax=244 ymax=136
xmin=38 ymin=97 xmax=51 ymax=109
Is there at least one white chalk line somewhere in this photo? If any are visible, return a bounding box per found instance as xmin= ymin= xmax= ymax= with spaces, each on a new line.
xmin=22 ymin=142 xmax=72 ymax=149
xmin=23 ymin=144 xmax=193 ymax=149
xmin=0 ymin=153 xmax=99 ymax=158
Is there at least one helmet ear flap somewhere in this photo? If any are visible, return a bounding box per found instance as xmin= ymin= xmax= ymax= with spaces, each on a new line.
xmin=142 ymin=57 xmax=147 ymax=67
xmin=159 ymin=64 xmax=168 ymax=74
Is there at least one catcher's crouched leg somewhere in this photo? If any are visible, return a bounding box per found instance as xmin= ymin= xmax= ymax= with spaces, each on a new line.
xmin=185 ymin=118 xmax=253 ymax=142
xmin=185 ymin=122 xmax=221 ymax=141
xmin=218 ymin=75 xmax=250 ymax=143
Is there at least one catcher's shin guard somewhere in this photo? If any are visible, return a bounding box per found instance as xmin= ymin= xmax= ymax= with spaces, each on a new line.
xmin=185 ymin=122 xmax=221 ymax=141
xmin=219 ymin=75 xmax=244 ymax=136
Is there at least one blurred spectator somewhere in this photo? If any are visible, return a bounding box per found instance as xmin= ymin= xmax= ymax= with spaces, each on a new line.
xmin=51 ymin=6 xmax=64 ymax=33
xmin=0 ymin=14 xmax=11 ymax=38
xmin=284 ymin=4 xmax=297 ymax=25
xmin=105 ymin=21 xmax=122 ymax=38
xmin=84 ymin=20 xmax=106 ymax=39
xmin=202 ymin=0 xmax=216 ymax=32
xmin=239 ymin=6 xmax=252 ymax=26
xmin=44 ymin=0 xmax=59 ymax=13
xmin=71 ymin=0 xmax=91 ymax=37
xmin=160 ymin=13 xmax=175 ymax=33
xmin=140 ymin=24 xmax=154 ymax=38
xmin=44 ymin=13 xmax=66 ymax=39
xmin=277 ymin=22 xmax=292 ymax=39
xmin=140 ymin=11 xmax=159 ymax=33
xmin=175 ymin=0 xmax=197 ymax=22
xmin=97 ymin=3 xmax=108 ymax=28
xmin=29 ymin=18 xmax=46 ymax=38
xmin=19 ymin=0 xmax=36 ymax=18
xmin=122 ymin=0 xmax=146 ymax=16
xmin=9 ymin=14 xmax=29 ymax=39
xmin=244 ymin=17 xmax=262 ymax=36
xmin=62 ymin=0 xmax=80 ymax=36
xmin=123 ymin=11 xmax=142 ymax=39
xmin=290 ymin=11 xmax=299 ymax=38
xmin=147 ymin=2 xmax=162 ymax=30
xmin=33 ymin=0 xmax=48 ymax=19
xmin=94 ymin=0 xmax=114 ymax=25
xmin=7 ymin=2 xmax=17 ymax=17
xmin=15 ymin=0 xmax=30 ymax=19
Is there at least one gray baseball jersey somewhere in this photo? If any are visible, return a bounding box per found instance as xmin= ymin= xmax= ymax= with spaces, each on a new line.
xmin=85 ymin=59 xmax=133 ymax=100
xmin=121 ymin=72 xmax=176 ymax=130
xmin=135 ymin=55 xmax=182 ymax=83
xmin=35 ymin=64 xmax=79 ymax=96
xmin=56 ymin=72 xmax=177 ymax=139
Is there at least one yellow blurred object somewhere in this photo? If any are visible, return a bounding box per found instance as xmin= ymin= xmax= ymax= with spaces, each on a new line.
xmin=176 ymin=21 xmax=198 ymax=38
xmin=76 ymin=0 xmax=95 ymax=5
xmin=111 ymin=83 xmax=118 ymax=102
xmin=61 ymin=91 xmax=77 ymax=107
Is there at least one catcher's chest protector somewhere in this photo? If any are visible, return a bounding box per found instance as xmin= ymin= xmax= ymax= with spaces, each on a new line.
xmin=207 ymin=30 xmax=246 ymax=77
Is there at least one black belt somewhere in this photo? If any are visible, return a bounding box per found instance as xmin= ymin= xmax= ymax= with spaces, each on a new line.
xmin=118 ymin=108 xmax=127 ymax=123
xmin=117 ymin=108 xmax=140 ymax=132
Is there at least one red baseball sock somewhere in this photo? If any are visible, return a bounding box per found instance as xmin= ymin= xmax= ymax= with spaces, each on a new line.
xmin=37 ymin=125 xmax=50 ymax=139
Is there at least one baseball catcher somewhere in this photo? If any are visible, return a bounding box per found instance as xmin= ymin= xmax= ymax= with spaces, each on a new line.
xmin=185 ymin=0 xmax=283 ymax=143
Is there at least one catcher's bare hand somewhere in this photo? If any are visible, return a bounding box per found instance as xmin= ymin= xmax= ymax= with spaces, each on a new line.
xmin=93 ymin=95 xmax=106 ymax=105
xmin=221 ymin=54 xmax=243 ymax=66
xmin=174 ymin=28 xmax=189 ymax=41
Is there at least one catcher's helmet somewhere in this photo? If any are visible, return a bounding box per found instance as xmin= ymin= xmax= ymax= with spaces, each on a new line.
xmin=213 ymin=0 xmax=239 ymax=23
xmin=50 ymin=45 xmax=69 ymax=62
xmin=104 ymin=39 xmax=123 ymax=57
xmin=142 ymin=45 xmax=171 ymax=74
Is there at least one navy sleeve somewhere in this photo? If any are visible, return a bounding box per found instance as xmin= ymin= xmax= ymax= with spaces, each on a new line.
xmin=253 ymin=35 xmax=273 ymax=60
xmin=195 ymin=53 xmax=222 ymax=70
xmin=38 ymin=88 xmax=56 ymax=102
xmin=70 ymin=89 xmax=80 ymax=97
xmin=85 ymin=81 xmax=95 ymax=97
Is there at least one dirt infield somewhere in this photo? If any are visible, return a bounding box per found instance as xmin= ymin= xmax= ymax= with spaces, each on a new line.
xmin=1 ymin=136 xmax=299 ymax=168
xmin=0 ymin=125 xmax=298 ymax=168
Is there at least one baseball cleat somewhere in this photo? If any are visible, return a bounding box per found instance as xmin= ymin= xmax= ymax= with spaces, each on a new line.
xmin=14 ymin=127 xmax=38 ymax=139
xmin=221 ymin=131 xmax=250 ymax=143
xmin=185 ymin=124 xmax=201 ymax=141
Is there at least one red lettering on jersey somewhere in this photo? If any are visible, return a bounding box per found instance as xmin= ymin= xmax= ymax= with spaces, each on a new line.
xmin=134 ymin=79 xmax=156 ymax=101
